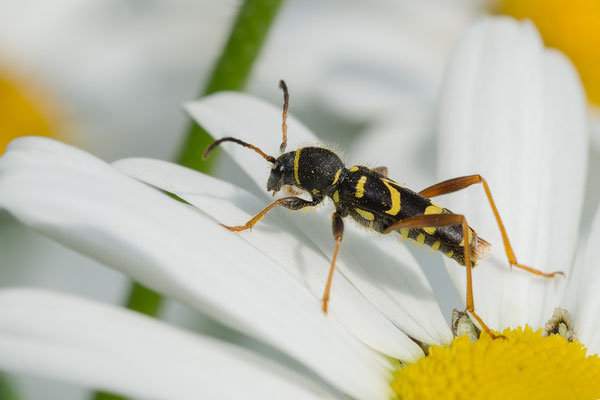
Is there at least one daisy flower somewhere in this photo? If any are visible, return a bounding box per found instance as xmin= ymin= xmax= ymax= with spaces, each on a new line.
xmin=0 ymin=16 xmax=599 ymax=399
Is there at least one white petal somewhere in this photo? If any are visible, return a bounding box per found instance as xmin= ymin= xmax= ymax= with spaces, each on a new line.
xmin=186 ymin=93 xmax=452 ymax=344
xmin=438 ymin=17 xmax=588 ymax=330
xmin=589 ymin=105 xmax=600 ymax=154
xmin=0 ymin=0 xmax=234 ymax=161
xmin=347 ymin=109 xmax=436 ymax=190
xmin=0 ymin=288 xmax=338 ymax=399
xmin=185 ymin=91 xmax=318 ymax=192
xmin=114 ymin=157 xmax=425 ymax=360
xmin=286 ymin=212 xmax=452 ymax=345
xmin=250 ymin=0 xmax=473 ymax=123
xmin=0 ymin=137 xmax=391 ymax=400
xmin=569 ymin=205 xmax=600 ymax=356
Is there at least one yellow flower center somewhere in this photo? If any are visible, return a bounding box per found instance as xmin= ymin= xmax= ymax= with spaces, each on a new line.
xmin=0 ymin=68 xmax=61 ymax=154
xmin=391 ymin=327 xmax=600 ymax=400
xmin=499 ymin=0 xmax=600 ymax=105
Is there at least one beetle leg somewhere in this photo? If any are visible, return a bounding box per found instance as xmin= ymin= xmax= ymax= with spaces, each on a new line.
xmin=384 ymin=213 xmax=503 ymax=339
xmin=419 ymin=174 xmax=563 ymax=278
xmin=322 ymin=212 xmax=344 ymax=314
xmin=222 ymin=196 xmax=322 ymax=232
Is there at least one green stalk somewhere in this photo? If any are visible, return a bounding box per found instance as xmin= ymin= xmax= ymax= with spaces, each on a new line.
xmin=122 ymin=282 xmax=163 ymax=317
xmin=0 ymin=374 xmax=19 ymax=400
xmin=178 ymin=0 xmax=284 ymax=171
xmin=92 ymin=393 xmax=127 ymax=400
xmin=95 ymin=1 xmax=284 ymax=399
xmin=91 ymin=284 xmax=162 ymax=400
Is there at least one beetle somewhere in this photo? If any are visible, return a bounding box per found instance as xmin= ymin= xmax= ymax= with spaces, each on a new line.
xmin=203 ymin=80 xmax=562 ymax=337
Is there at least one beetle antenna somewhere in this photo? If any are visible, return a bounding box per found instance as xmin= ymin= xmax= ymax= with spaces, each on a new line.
xmin=204 ymin=137 xmax=277 ymax=163
xmin=279 ymin=80 xmax=289 ymax=154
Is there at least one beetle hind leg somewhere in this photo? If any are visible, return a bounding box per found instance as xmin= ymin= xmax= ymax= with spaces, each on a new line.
xmin=419 ymin=174 xmax=563 ymax=278
xmin=383 ymin=213 xmax=502 ymax=338
xmin=322 ymin=212 xmax=344 ymax=314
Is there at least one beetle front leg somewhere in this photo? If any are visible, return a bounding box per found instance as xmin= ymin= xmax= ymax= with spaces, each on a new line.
xmin=322 ymin=212 xmax=344 ymax=314
xmin=222 ymin=196 xmax=323 ymax=232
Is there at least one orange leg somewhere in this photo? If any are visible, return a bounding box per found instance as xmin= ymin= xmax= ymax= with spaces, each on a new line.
xmin=419 ymin=174 xmax=563 ymax=278
xmin=384 ymin=213 xmax=501 ymax=338
xmin=226 ymin=196 xmax=342 ymax=314
xmin=322 ymin=212 xmax=344 ymax=314
xmin=222 ymin=196 xmax=322 ymax=232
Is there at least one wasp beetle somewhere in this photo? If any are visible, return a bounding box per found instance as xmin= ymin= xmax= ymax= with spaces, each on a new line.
xmin=204 ymin=80 xmax=562 ymax=337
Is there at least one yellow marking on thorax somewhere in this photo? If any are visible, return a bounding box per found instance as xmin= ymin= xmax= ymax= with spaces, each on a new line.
xmin=312 ymin=189 xmax=320 ymax=195
xmin=355 ymin=208 xmax=375 ymax=221
xmin=349 ymin=166 xmax=359 ymax=172
xmin=333 ymin=190 xmax=340 ymax=203
xmin=423 ymin=204 xmax=445 ymax=234
xmin=355 ymin=176 xmax=368 ymax=198
xmin=416 ymin=233 xmax=426 ymax=246
xmin=293 ymin=149 xmax=302 ymax=185
xmin=381 ymin=179 xmax=401 ymax=215
xmin=432 ymin=241 xmax=441 ymax=251
xmin=332 ymin=168 xmax=342 ymax=185
xmin=445 ymin=250 xmax=454 ymax=258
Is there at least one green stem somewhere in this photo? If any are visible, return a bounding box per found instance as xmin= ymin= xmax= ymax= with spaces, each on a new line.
xmin=0 ymin=374 xmax=19 ymax=400
xmin=90 ymin=283 xmax=161 ymax=400
xmin=97 ymin=1 xmax=284 ymax=399
xmin=122 ymin=282 xmax=163 ymax=317
xmin=91 ymin=392 xmax=127 ymax=400
xmin=177 ymin=0 xmax=284 ymax=171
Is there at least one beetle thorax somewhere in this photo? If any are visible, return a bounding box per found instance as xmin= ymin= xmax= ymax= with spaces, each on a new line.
xmin=267 ymin=147 xmax=346 ymax=195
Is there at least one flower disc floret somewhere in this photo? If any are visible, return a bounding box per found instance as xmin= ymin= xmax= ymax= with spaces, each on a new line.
xmin=392 ymin=327 xmax=600 ymax=400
